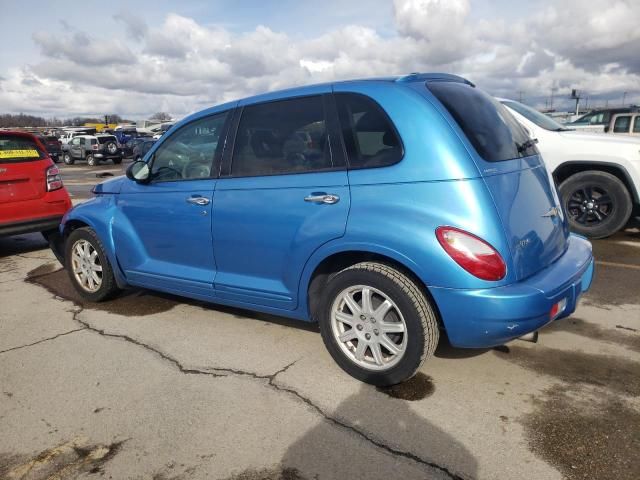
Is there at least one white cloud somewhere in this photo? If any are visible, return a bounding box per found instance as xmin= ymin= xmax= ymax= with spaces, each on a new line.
xmin=4 ymin=0 xmax=640 ymax=118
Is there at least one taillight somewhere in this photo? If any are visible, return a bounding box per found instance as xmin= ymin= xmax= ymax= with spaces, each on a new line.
xmin=436 ymin=226 xmax=506 ymax=281
xmin=92 ymin=144 xmax=99 ymax=150
xmin=46 ymin=165 xmax=63 ymax=191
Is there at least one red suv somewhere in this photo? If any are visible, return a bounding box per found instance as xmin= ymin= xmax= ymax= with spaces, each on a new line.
xmin=0 ymin=131 xmax=72 ymax=238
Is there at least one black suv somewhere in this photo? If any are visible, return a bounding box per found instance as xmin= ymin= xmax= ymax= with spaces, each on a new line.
xmin=63 ymin=135 xmax=123 ymax=166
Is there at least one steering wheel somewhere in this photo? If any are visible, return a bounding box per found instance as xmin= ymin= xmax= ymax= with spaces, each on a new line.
xmin=183 ymin=162 xmax=211 ymax=179
xmin=153 ymin=166 xmax=183 ymax=181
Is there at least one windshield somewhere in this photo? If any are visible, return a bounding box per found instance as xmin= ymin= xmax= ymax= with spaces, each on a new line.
xmin=501 ymin=100 xmax=567 ymax=131
xmin=428 ymin=81 xmax=538 ymax=162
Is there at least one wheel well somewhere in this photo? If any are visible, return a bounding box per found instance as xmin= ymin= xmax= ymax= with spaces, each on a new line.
xmin=553 ymin=162 xmax=639 ymax=207
xmin=307 ymin=251 xmax=442 ymax=327
xmin=63 ymin=220 xmax=89 ymax=239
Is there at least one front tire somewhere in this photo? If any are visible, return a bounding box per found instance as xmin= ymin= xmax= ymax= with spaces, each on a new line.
xmin=63 ymin=153 xmax=74 ymax=165
xmin=65 ymin=227 xmax=120 ymax=302
xmin=559 ymin=171 xmax=632 ymax=238
xmin=319 ymin=262 xmax=439 ymax=386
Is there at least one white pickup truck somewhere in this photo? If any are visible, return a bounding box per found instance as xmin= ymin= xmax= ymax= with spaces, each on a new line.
xmin=500 ymin=99 xmax=640 ymax=238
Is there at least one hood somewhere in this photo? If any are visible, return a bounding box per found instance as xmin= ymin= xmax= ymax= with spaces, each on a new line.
xmin=559 ymin=130 xmax=640 ymax=146
xmin=93 ymin=175 xmax=126 ymax=194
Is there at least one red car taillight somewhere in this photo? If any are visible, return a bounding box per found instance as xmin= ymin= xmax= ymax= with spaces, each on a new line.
xmin=46 ymin=165 xmax=63 ymax=191
xmin=436 ymin=226 xmax=506 ymax=281
xmin=92 ymin=144 xmax=99 ymax=150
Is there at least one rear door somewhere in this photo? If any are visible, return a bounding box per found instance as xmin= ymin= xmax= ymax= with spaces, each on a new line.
xmin=213 ymin=93 xmax=349 ymax=310
xmin=428 ymin=81 xmax=568 ymax=281
xmin=0 ymin=134 xmax=48 ymax=205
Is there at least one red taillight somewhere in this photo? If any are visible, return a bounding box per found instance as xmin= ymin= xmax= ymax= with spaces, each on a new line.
xmin=550 ymin=298 xmax=567 ymax=320
xmin=436 ymin=226 xmax=506 ymax=281
xmin=92 ymin=144 xmax=99 ymax=150
xmin=46 ymin=165 xmax=63 ymax=191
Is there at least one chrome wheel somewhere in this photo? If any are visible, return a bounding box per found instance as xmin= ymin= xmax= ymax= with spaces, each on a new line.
xmin=71 ymin=239 xmax=103 ymax=292
xmin=331 ymin=285 xmax=407 ymax=371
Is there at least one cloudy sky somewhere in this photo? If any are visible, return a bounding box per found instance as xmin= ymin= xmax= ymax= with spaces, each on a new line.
xmin=0 ymin=0 xmax=638 ymax=120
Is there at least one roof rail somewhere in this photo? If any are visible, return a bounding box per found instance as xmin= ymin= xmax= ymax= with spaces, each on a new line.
xmin=396 ymin=72 xmax=474 ymax=87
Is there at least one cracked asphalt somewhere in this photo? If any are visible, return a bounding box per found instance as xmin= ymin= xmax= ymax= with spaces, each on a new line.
xmin=1 ymin=173 xmax=639 ymax=479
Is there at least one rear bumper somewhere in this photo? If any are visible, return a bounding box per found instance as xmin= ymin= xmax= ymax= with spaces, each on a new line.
xmin=0 ymin=215 xmax=64 ymax=237
xmin=431 ymin=234 xmax=594 ymax=348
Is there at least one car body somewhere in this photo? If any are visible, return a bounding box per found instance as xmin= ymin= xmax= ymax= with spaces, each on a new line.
xmin=566 ymin=107 xmax=639 ymax=133
xmin=0 ymin=131 xmax=72 ymax=237
xmin=123 ymin=137 xmax=152 ymax=158
xmin=62 ymin=134 xmax=123 ymax=166
xmin=52 ymin=74 xmax=593 ymax=385
xmin=131 ymin=139 xmax=155 ymax=161
xmin=501 ymin=99 xmax=640 ymax=238
xmin=606 ymin=112 xmax=640 ymax=136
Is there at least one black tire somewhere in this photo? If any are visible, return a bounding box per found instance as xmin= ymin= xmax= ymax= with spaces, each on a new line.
xmin=65 ymin=227 xmax=120 ymax=302
xmin=63 ymin=153 xmax=74 ymax=165
xmin=318 ymin=262 xmax=439 ymax=386
xmin=559 ymin=170 xmax=632 ymax=239
xmin=112 ymin=157 xmax=122 ymax=165
xmin=86 ymin=154 xmax=96 ymax=167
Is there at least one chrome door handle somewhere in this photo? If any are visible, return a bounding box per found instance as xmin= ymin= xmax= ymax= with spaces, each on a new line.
xmin=186 ymin=196 xmax=210 ymax=206
xmin=304 ymin=193 xmax=340 ymax=204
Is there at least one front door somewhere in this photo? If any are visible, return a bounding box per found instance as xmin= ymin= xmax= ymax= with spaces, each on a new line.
xmin=213 ymin=93 xmax=350 ymax=310
xmin=112 ymin=111 xmax=230 ymax=299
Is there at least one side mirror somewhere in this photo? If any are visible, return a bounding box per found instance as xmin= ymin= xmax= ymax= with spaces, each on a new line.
xmin=126 ymin=160 xmax=151 ymax=183
xmin=604 ymin=125 xmax=610 ymax=133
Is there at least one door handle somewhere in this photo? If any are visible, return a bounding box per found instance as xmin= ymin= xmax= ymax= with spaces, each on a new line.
xmin=304 ymin=193 xmax=340 ymax=204
xmin=186 ymin=196 xmax=210 ymax=206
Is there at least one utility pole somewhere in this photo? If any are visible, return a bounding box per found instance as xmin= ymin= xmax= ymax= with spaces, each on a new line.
xmin=517 ymin=91 xmax=525 ymax=103
xmin=550 ymin=87 xmax=558 ymax=110
xmin=622 ymin=92 xmax=627 ymax=107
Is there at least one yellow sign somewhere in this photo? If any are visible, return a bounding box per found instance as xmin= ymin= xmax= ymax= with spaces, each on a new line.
xmin=0 ymin=149 xmax=39 ymax=159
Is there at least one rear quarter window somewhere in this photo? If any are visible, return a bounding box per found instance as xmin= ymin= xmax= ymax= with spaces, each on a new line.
xmin=428 ymin=82 xmax=537 ymax=162
xmin=0 ymin=135 xmax=45 ymax=163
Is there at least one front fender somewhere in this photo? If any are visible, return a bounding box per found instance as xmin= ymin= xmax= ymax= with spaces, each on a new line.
xmin=59 ymin=196 xmax=128 ymax=288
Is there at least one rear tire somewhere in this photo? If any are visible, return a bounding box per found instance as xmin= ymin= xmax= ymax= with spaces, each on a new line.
xmin=65 ymin=227 xmax=120 ymax=302
xmin=559 ymin=170 xmax=632 ymax=238
xmin=318 ymin=262 xmax=439 ymax=386
xmin=63 ymin=153 xmax=74 ymax=165
xmin=86 ymin=154 xmax=96 ymax=167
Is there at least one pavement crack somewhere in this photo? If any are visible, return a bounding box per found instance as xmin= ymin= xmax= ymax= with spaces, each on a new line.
xmin=73 ymin=310 xmax=467 ymax=479
xmin=0 ymin=328 xmax=86 ymax=355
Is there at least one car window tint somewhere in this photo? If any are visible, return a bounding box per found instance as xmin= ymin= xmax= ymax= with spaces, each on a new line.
xmin=633 ymin=117 xmax=640 ymax=133
xmin=151 ymin=112 xmax=228 ymax=182
xmin=428 ymin=81 xmax=538 ymax=162
xmin=613 ymin=115 xmax=631 ymax=133
xmin=231 ymin=95 xmax=332 ymax=177
xmin=335 ymin=93 xmax=402 ymax=169
xmin=0 ymin=135 xmax=45 ymax=163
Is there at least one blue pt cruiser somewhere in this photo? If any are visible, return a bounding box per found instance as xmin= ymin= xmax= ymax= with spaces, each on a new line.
xmin=51 ymin=73 xmax=594 ymax=386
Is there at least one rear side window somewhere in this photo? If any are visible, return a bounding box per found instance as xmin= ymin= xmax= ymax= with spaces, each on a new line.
xmin=0 ymin=135 xmax=45 ymax=163
xmin=335 ymin=93 xmax=402 ymax=169
xmin=231 ymin=95 xmax=333 ymax=177
xmin=613 ymin=115 xmax=631 ymax=133
xmin=97 ymin=136 xmax=116 ymax=144
xmin=428 ymin=82 xmax=537 ymax=162
xmin=634 ymin=117 xmax=640 ymax=133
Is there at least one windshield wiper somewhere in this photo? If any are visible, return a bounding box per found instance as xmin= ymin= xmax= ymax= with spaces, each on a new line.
xmin=516 ymin=138 xmax=538 ymax=153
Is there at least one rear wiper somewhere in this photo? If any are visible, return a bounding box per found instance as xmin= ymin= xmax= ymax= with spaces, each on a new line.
xmin=516 ymin=138 xmax=538 ymax=153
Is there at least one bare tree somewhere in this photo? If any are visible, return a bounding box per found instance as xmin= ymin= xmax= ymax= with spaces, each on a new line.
xmin=149 ymin=112 xmax=172 ymax=122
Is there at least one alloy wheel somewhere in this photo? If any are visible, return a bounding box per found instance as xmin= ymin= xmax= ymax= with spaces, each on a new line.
xmin=70 ymin=239 xmax=103 ymax=292
xmin=566 ymin=185 xmax=613 ymax=226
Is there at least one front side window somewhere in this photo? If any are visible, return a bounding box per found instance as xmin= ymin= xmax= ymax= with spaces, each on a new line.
xmin=150 ymin=112 xmax=228 ymax=182
xmin=335 ymin=93 xmax=403 ymax=169
xmin=231 ymin=95 xmax=332 ymax=177
xmin=613 ymin=115 xmax=631 ymax=133
xmin=429 ymin=81 xmax=538 ymax=162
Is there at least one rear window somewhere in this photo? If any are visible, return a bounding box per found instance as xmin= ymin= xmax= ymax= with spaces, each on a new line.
xmin=428 ymin=81 xmax=538 ymax=162
xmin=97 ymin=136 xmax=116 ymax=144
xmin=0 ymin=135 xmax=45 ymax=163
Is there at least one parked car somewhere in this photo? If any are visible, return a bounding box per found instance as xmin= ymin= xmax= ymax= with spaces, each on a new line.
xmin=51 ymin=74 xmax=593 ymax=386
xmin=123 ymin=137 xmax=151 ymax=158
xmin=131 ymin=139 xmax=155 ymax=161
xmin=501 ymin=99 xmax=640 ymax=238
xmin=566 ymin=107 xmax=639 ymax=133
xmin=606 ymin=112 xmax=640 ymax=137
xmin=62 ymin=134 xmax=123 ymax=166
xmin=0 ymin=131 xmax=72 ymax=238
xmin=35 ymin=134 xmax=63 ymax=163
